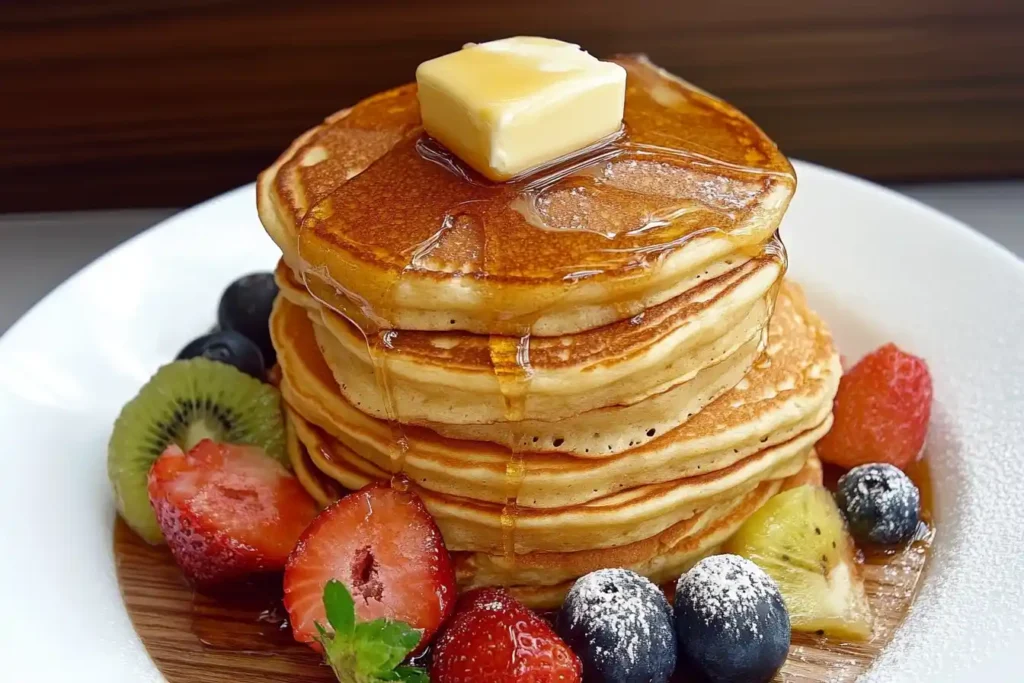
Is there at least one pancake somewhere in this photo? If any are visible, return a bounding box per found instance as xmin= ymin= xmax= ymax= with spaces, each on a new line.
xmin=289 ymin=407 xmax=817 ymax=554
xmin=487 ymin=452 xmax=822 ymax=608
xmin=285 ymin=409 xmax=342 ymax=508
xmin=257 ymin=55 xmax=796 ymax=336
xmin=277 ymin=252 xmax=783 ymax=426
xmin=273 ymin=281 xmax=840 ymax=508
xmin=471 ymin=481 xmax=782 ymax=610
xmin=284 ymin=412 xmax=800 ymax=608
xmin=461 ymin=453 xmax=822 ymax=608
xmin=457 ymin=480 xmax=783 ymax=604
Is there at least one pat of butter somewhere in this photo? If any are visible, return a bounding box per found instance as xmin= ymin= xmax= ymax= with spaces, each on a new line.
xmin=416 ymin=37 xmax=626 ymax=181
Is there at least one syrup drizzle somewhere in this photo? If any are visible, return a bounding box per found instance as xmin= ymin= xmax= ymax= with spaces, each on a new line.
xmin=489 ymin=332 xmax=534 ymax=557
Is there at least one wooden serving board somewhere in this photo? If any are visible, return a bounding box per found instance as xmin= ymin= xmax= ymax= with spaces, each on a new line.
xmin=114 ymin=513 xmax=932 ymax=683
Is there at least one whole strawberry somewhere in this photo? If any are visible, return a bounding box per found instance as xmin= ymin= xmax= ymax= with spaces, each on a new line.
xmin=431 ymin=588 xmax=582 ymax=683
xmin=818 ymin=343 xmax=932 ymax=471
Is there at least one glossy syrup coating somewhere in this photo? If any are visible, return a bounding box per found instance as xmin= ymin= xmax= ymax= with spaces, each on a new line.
xmin=262 ymin=56 xmax=795 ymax=335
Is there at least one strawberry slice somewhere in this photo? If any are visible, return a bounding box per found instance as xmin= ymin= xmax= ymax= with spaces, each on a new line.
xmin=147 ymin=440 xmax=319 ymax=587
xmin=818 ymin=343 xmax=933 ymax=471
xmin=431 ymin=588 xmax=582 ymax=683
xmin=283 ymin=484 xmax=456 ymax=652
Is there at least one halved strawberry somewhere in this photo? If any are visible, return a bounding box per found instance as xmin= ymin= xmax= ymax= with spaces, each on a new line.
xmin=431 ymin=588 xmax=582 ymax=683
xmin=147 ymin=440 xmax=318 ymax=587
xmin=283 ymin=484 xmax=456 ymax=652
xmin=818 ymin=343 xmax=933 ymax=471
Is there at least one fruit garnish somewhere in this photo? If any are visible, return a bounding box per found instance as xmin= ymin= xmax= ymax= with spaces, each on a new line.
xmin=836 ymin=463 xmax=921 ymax=545
xmin=177 ymin=330 xmax=266 ymax=380
xmin=674 ymin=554 xmax=790 ymax=683
xmin=818 ymin=342 xmax=932 ymax=471
xmin=108 ymin=358 xmax=287 ymax=543
xmin=147 ymin=440 xmax=317 ymax=587
xmin=558 ymin=568 xmax=675 ymax=683
xmin=431 ymin=588 xmax=582 ymax=683
xmin=314 ymin=579 xmax=428 ymax=683
xmin=726 ymin=485 xmax=873 ymax=640
xmin=218 ymin=272 xmax=279 ymax=368
xmin=284 ymin=484 xmax=456 ymax=653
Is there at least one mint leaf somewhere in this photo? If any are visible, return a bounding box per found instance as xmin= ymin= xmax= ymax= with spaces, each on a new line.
xmin=394 ymin=666 xmax=431 ymax=683
xmin=323 ymin=579 xmax=356 ymax=637
xmin=315 ymin=581 xmax=428 ymax=683
xmin=353 ymin=619 xmax=423 ymax=674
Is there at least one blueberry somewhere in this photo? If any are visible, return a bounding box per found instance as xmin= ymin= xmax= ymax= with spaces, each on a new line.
xmin=836 ymin=463 xmax=920 ymax=545
xmin=558 ymin=568 xmax=676 ymax=683
xmin=674 ymin=555 xmax=789 ymax=683
xmin=177 ymin=330 xmax=265 ymax=379
xmin=217 ymin=272 xmax=279 ymax=368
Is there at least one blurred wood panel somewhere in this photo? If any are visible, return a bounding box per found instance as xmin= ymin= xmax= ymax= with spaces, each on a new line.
xmin=1 ymin=0 xmax=1022 ymax=211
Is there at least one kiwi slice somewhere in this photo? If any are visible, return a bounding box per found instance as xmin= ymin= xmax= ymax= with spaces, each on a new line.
xmin=726 ymin=485 xmax=873 ymax=640
xmin=108 ymin=358 xmax=286 ymax=544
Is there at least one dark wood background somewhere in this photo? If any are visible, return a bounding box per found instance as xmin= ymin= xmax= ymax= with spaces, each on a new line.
xmin=1 ymin=0 xmax=1022 ymax=212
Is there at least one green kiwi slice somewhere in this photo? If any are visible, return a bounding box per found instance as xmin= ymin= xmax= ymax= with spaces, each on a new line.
xmin=108 ymin=358 xmax=286 ymax=544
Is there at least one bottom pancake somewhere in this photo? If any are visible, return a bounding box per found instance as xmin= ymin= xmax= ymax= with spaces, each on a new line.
xmin=474 ymin=481 xmax=782 ymax=609
xmin=287 ymin=406 xmax=820 ymax=554
xmin=466 ymin=454 xmax=822 ymax=609
xmin=285 ymin=406 xmax=825 ymax=608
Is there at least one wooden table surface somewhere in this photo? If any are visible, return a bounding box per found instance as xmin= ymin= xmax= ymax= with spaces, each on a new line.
xmin=1 ymin=0 xmax=1022 ymax=212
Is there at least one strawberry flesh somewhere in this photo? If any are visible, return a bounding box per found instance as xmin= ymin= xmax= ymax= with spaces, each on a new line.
xmin=431 ymin=588 xmax=582 ymax=683
xmin=283 ymin=484 xmax=456 ymax=652
xmin=147 ymin=440 xmax=319 ymax=587
xmin=819 ymin=343 xmax=933 ymax=471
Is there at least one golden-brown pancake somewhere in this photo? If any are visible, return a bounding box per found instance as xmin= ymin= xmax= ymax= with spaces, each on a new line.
xmin=276 ymin=253 xmax=783 ymax=427
xmin=257 ymin=56 xmax=795 ymax=336
xmin=283 ymin=412 xmax=794 ymax=608
xmin=288 ymin=407 xmax=816 ymax=554
xmin=273 ymin=282 xmax=840 ymax=509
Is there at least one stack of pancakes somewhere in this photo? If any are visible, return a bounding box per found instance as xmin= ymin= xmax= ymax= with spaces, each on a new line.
xmin=257 ymin=55 xmax=841 ymax=607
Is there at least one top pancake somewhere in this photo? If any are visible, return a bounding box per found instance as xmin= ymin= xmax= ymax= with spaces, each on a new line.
xmin=258 ymin=55 xmax=796 ymax=336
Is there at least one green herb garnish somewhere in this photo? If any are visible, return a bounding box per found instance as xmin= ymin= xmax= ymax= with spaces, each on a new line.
xmin=316 ymin=580 xmax=429 ymax=682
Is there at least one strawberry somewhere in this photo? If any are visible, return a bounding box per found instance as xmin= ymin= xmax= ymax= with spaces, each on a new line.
xmin=147 ymin=440 xmax=319 ymax=587
xmin=283 ymin=484 xmax=456 ymax=655
xmin=818 ymin=343 xmax=933 ymax=471
xmin=431 ymin=588 xmax=583 ymax=683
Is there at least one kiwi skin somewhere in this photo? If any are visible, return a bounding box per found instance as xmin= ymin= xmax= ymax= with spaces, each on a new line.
xmin=108 ymin=358 xmax=286 ymax=544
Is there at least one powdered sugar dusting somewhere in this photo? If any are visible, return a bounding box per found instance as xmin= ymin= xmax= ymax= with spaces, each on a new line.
xmin=676 ymin=555 xmax=782 ymax=638
xmin=562 ymin=568 xmax=674 ymax=675
xmin=839 ymin=464 xmax=920 ymax=542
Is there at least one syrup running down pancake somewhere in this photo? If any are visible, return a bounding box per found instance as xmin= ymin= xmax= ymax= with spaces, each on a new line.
xmin=271 ymin=284 xmax=839 ymax=512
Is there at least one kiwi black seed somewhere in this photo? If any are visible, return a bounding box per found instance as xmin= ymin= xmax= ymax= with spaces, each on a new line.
xmin=107 ymin=358 xmax=286 ymax=544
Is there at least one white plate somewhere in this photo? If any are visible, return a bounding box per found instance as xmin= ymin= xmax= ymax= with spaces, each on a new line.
xmin=1 ymin=162 xmax=1023 ymax=681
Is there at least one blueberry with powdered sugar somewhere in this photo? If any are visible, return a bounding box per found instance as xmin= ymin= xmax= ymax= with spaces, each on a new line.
xmin=557 ymin=568 xmax=676 ymax=682
xmin=836 ymin=463 xmax=920 ymax=545
xmin=674 ymin=554 xmax=789 ymax=683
